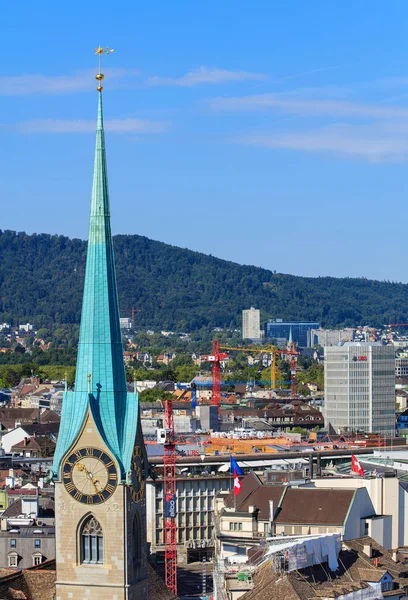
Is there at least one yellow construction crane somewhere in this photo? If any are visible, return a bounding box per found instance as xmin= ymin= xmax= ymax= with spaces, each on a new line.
xmin=219 ymin=345 xmax=280 ymax=389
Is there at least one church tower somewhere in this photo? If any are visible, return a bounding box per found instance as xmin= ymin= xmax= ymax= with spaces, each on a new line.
xmin=52 ymin=50 xmax=148 ymax=600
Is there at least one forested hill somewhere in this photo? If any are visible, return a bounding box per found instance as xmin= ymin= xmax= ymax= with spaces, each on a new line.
xmin=0 ymin=229 xmax=408 ymax=331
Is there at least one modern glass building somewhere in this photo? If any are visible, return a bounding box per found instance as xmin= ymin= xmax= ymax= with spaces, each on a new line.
xmin=324 ymin=342 xmax=395 ymax=436
xmin=265 ymin=319 xmax=320 ymax=347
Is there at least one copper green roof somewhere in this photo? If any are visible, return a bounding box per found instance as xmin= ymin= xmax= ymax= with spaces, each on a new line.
xmin=52 ymin=92 xmax=139 ymax=479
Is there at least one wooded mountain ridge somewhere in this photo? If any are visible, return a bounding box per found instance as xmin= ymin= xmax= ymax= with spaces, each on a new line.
xmin=0 ymin=229 xmax=406 ymax=331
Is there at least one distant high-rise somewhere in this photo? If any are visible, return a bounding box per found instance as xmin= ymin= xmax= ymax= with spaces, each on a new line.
xmin=265 ymin=319 xmax=319 ymax=347
xmin=324 ymin=342 xmax=395 ymax=436
xmin=242 ymin=307 xmax=261 ymax=341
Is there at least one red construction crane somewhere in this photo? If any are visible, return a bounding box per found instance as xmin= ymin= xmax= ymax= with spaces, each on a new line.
xmin=287 ymin=340 xmax=299 ymax=398
xmin=202 ymin=340 xmax=229 ymax=409
xmin=163 ymin=399 xmax=177 ymax=595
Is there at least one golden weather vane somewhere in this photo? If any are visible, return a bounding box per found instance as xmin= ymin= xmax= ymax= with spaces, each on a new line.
xmin=94 ymin=46 xmax=114 ymax=92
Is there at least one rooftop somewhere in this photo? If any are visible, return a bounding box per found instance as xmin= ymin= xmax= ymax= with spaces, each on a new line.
xmin=241 ymin=536 xmax=407 ymax=600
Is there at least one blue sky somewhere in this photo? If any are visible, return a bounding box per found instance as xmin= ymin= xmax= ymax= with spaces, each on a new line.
xmin=2 ymin=1 xmax=408 ymax=281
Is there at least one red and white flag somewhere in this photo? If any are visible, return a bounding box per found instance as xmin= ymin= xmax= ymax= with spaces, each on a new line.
xmin=233 ymin=470 xmax=242 ymax=496
xmin=351 ymin=454 xmax=365 ymax=477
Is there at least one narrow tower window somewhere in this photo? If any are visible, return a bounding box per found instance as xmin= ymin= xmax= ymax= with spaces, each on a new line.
xmin=80 ymin=516 xmax=103 ymax=564
xmin=133 ymin=512 xmax=142 ymax=579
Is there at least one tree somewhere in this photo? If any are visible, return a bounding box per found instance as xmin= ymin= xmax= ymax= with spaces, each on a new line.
xmin=174 ymin=365 xmax=198 ymax=383
xmin=37 ymin=328 xmax=50 ymax=340
xmin=3 ymin=368 xmax=20 ymax=387
xmin=139 ymin=388 xmax=173 ymax=402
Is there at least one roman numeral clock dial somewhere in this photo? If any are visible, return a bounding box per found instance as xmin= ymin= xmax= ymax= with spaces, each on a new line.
xmin=130 ymin=445 xmax=145 ymax=503
xmin=62 ymin=448 xmax=118 ymax=504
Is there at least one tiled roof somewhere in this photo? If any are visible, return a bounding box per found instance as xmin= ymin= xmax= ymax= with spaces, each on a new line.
xmin=8 ymin=489 xmax=37 ymax=496
xmin=224 ymin=472 xmax=263 ymax=510
xmin=11 ymin=439 xmax=41 ymax=451
xmin=241 ymin=536 xmax=408 ymax=600
xmin=238 ymin=485 xmax=286 ymax=520
xmin=274 ymin=488 xmax=355 ymax=525
xmin=0 ymin=563 xmax=177 ymax=600
xmin=1 ymin=499 xmax=22 ymax=517
xmin=22 ymin=423 xmax=59 ymax=436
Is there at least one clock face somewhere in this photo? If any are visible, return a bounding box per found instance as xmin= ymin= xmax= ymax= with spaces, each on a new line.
xmin=62 ymin=447 xmax=118 ymax=504
xmin=130 ymin=445 xmax=145 ymax=503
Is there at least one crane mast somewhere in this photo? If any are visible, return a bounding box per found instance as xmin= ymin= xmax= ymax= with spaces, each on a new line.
xmin=163 ymin=399 xmax=177 ymax=595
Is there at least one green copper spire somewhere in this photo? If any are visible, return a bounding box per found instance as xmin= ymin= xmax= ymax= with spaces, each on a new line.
xmin=53 ymin=86 xmax=139 ymax=479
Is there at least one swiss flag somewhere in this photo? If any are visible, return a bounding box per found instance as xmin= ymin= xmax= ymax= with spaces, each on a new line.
xmin=351 ymin=454 xmax=365 ymax=477
xmin=233 ymin=470 xmax=242 ymax=496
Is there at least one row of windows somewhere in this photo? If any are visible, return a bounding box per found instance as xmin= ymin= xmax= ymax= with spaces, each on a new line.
xmin=156 ymin=499 xmax=214 ymax=512
xmin=282 ymin=525 xmax=339 ymax=535
xmin=8 ymin=553 xmax=43 ymax=567
xmin=10 ymin=539 xmax=41 ymax=548
xmin=156 ymin=514 xmax=213 ymax=527
xmin=229 ymin=522 xmax=243 ymax=531
xmin=155 ymin=525 xmax=214 ymax=545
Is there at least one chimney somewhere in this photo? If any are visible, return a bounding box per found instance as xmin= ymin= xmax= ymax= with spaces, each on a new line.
xmin=269 ymin=500 xmax=275 ymax=522
xmin=248 ymin=506 xmax=255 ymax=513
xmin=392 ymin=550 xmax=399 ymax=563
xmin=363 ymin=543 xmax=372 ymax=558
xmin=374 ymin=557 xmax=379 ymax=567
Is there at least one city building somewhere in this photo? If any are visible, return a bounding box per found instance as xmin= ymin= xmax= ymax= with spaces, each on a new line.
xmin=50 ymin=72 xmax=148 ymax=599
xmin=18 ymin=323 xmax=34 ymax=333
xmin=310 ymin=328 xmax=355 ymax=347
xmin=265 ymin=319 xmax=320 ymax=347
xmin=119 ymin=317 xmax=133 ymax=329
xmin=324 ymin=342 xmax=395 ymax=436
xmin=242 ymin=307 xmax=261 ymax=341
xmin=0 ymin=489 xmax=55 ymax=569
xmin=147 ymin=474 xmax=231 ymax=563
xmin=259 ymin=401 xmax=324 ymax=430
xmin=215 ymin=472 xmax=378 ymax=560
xmin=396 ymin=357 xmax=408 ymax=377
xmin=1 ymin=423 xmax=59 ymax=454
xmin=226 ymin=536 xmax=408 ymax=600
xmin=306 ymin=470 xmax=407 ymax=549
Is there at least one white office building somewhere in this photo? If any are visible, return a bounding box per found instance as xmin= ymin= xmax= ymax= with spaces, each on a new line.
xmin=324 ymin=342 xmax=395 ymax=436
xmin=242 ymin=307 xmax=261 ymax=341
xmin=119 ymin=317 xmax=133 ymax=329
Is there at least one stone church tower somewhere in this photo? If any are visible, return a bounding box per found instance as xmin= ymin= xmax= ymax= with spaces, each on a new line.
xmin=51 ymin=59 xmax=148 ymax=600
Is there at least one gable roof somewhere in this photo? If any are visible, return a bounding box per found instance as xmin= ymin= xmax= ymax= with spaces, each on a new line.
xmin=11 ymin=438 xmax=42 ymax=451
xmin=224 ymin=472 xmax=263 ymax=510
xmin=275 ymin=488 xmax=356 ymax=526
xmin=238 ymin=485 xmax=286 ymax=520
xmin=21 ymin=423 xmax=59 ymax=436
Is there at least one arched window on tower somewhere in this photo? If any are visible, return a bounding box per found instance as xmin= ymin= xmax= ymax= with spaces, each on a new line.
xmin=80 ymin=515 xmax=103 ymax=564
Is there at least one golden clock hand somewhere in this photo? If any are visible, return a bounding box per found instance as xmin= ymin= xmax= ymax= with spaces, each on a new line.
xmin=77 ymin=463 xmax=92 ymax=479
xmin=91 ymin=478 xmax=101 ymax=492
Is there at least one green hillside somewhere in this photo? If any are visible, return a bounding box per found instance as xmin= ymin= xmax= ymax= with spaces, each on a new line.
xmin=0 ymin=229 xmax=407 ymax=331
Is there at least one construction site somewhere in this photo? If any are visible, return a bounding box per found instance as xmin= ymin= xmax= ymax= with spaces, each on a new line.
xmin=142 ymin=337 xmax=407 ymax=596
